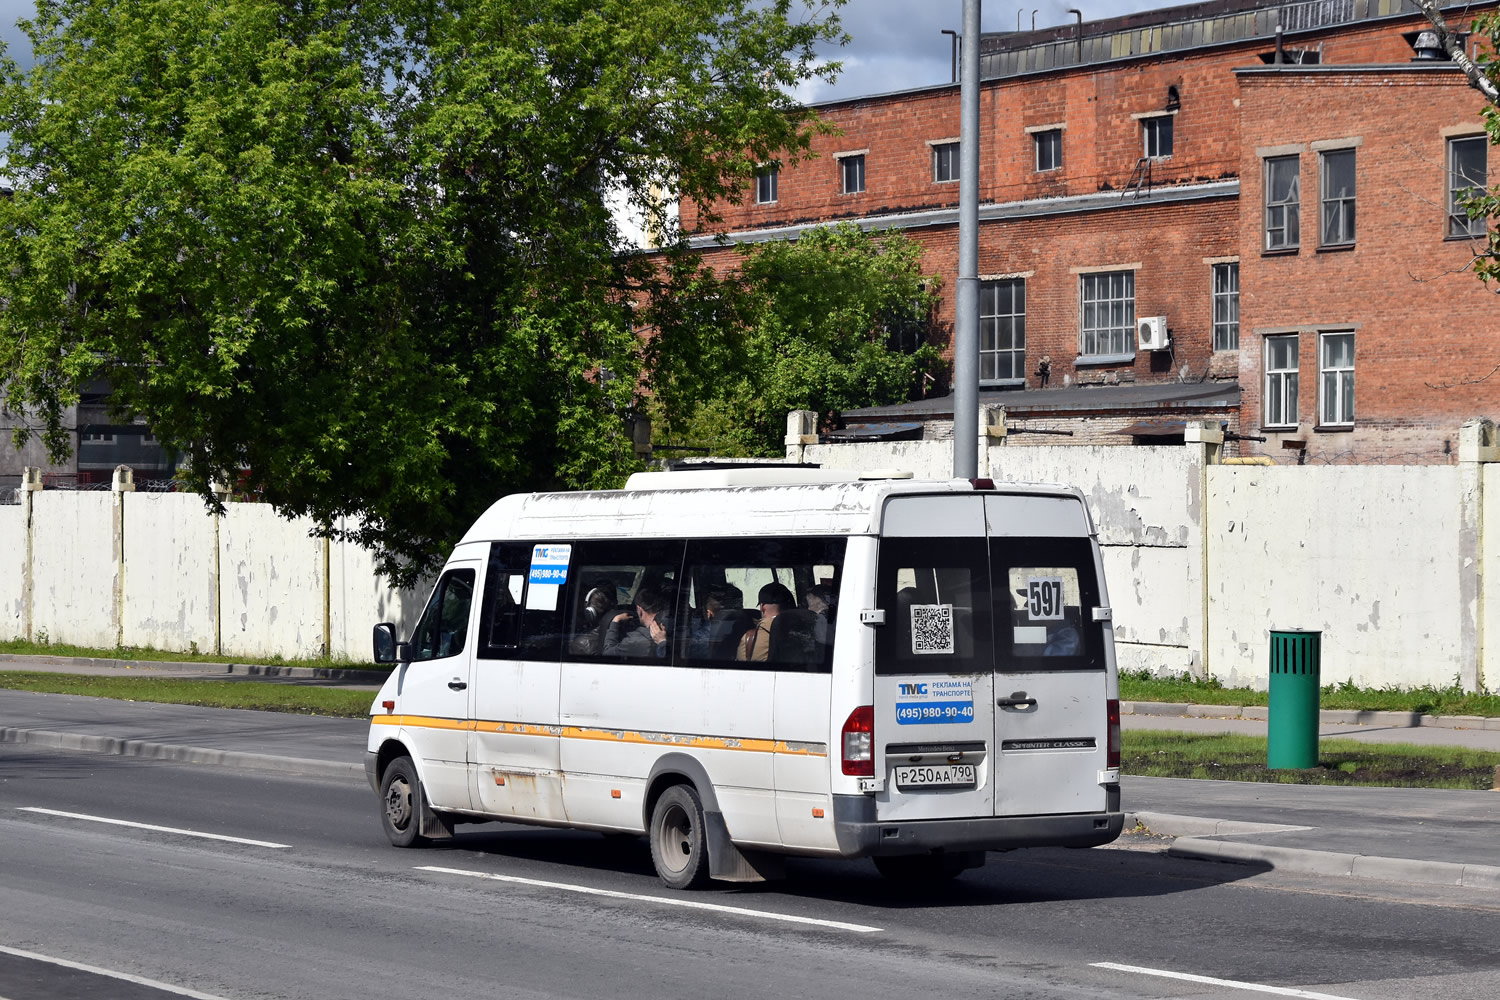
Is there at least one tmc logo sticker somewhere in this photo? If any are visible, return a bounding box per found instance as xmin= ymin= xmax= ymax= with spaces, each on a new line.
xmin=898 ymin=683 xmax=928 ymax=696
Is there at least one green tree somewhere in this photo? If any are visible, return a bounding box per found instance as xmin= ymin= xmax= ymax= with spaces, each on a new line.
xmin=0 ymin=0 xmax=844 ymax=584
xmin=647 ymin=223 xmax=944 ymax=456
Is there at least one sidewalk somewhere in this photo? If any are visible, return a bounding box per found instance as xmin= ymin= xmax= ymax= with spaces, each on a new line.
xmin=2 ymin=659 xmax=1499 ymax=891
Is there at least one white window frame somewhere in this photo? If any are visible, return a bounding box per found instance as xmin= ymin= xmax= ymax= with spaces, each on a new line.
xmin=1319 ymin=331 xmax=1354 ymax=427
xmin=1034 ymin=129 xmax=1062 ymax=172
xmin=979 ymin=278 xmax=1026 ymax=383
xmin=839 ymin=153 xmax=866 ymax=194
xmin=1078 ymin=271 xmax=1135 ymax=358
xmin=1264 ymin=155 xmax=1301 ymax=251
xmin=932 ymin=142 xmax=959 ymax=183
xmin=1319 ymin=148 xmax=1356 ymax=247
xmin=754 ymin=166 xmax=778 ymax=205
xmin=1211 ymin=262 xmax=1239 ymax=352
xmin=1263 ymin=334 xmax=1299 ymax=429
xmin=1448 ymin=135 xmax=1487 ymax=239
xmin=1142 ymin=115 xmax=1173 ymax=160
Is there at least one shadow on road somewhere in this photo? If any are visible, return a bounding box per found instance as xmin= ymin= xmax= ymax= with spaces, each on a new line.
xmin=431 ymin=824 xmax=1266 ymax=909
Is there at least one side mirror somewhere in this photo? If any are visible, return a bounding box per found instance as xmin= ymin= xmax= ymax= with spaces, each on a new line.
xmin=373 ymin=622 xmax=399 ymax=664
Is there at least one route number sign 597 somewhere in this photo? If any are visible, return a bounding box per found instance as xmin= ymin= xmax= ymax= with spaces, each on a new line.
xmin=1027 ymin=577 xmax=1064 ymax=620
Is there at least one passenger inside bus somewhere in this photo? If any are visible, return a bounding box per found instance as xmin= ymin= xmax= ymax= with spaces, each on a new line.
xmin=736 ymin=582 xmax=794 ymax=662
xmin=686 ymin=583 xmax=748 ymax=661
xmin=603 ymin=586 xmax=672 ymax=659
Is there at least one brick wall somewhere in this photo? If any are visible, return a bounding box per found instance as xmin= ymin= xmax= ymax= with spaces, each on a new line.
xmin=1236 ymin=65 xmax=1499 ymax=465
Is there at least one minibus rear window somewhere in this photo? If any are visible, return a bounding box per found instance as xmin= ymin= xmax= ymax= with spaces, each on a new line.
xmin=992 ymin=536 xmax=1105 ymax=672
xmin=875 ymin=537 xmax=993 ymax=676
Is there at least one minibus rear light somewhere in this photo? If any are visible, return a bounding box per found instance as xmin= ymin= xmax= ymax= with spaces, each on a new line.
xmin=969 ymin=478 xmax=996 ymax=490
xmin=841 ymin=705 xmax=874 ymax=776
xmin=1106 ymin=698 xmax=1121 ymax=769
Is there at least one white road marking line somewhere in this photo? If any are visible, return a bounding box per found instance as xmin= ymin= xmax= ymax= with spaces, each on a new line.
xmin=17 ymin=807 xmax=289 ymax=848
xmin=0 ymin=944 xmax=233 ymax=1000
xmin=417 ymin=865 xmax=883 ymax=933
xmin=1091 ymin=962 xmax=1363 ymax=999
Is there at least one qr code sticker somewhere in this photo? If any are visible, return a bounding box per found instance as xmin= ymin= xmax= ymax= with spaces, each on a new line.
xmin=910 ymin=603 xmax=955 ymax=655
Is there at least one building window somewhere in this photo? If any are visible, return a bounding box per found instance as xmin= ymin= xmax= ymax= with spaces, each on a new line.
xmin=1264 ymin=335 xmax=1299 ymax=428
xmin=1034 ymin=129 xmax=1062 ymax=171
xmin=980 ymin=279 xmax=1026 ymax=381
xmin=840 ymin=154 xmax=865 ymax=194
xmin=1319 ymin=332 xmax=1354 ymax=427
xmin=755 ymin=167 xmax=778 ymax=204
xmin=1265 ymin=155 xmax=1300 ymax=251
xmin=1320 ymin=149 xmax=1355 ymax=246
xmin=1448 ymin=136 xmax=1487 ymax=238
xmin=933 ymin=142 xmax=959 ymax=183
xmin=1212 ymin=262 xmax=1239 ymax=352
xmin=1143 ymin=116 xmax=1173 ymax=159
xmin=1078 ymin=271 xmax=1135 ymax=357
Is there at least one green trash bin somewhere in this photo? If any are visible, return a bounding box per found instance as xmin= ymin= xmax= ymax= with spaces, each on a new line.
xmin=1268 ymin=629 xmax=1321 ymax=769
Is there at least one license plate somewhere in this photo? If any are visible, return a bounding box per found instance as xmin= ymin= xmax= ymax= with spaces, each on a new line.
xmin=894 ymin=763 xmax=977 ymax=789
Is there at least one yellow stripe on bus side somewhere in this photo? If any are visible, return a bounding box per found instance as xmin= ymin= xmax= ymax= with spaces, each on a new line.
xmin=371 ymin=713 xmax=826 ymax=757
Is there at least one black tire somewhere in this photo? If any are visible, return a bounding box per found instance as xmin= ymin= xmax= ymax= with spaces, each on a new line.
xmin=649 ymin=785 xmax=711 ymax=890
xmin=873 ymin=852 xmax=971 ymax=884
xmin=379 ymin=756 xmax=426 ymax=848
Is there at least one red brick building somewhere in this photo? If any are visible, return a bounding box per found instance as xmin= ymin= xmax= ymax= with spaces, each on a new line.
xmin=682 ymin=0 xmax=1497 ymax=462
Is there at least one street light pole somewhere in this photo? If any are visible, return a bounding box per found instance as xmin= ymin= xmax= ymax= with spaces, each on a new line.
xmin=953 ymin=0 xmax=981 ymax=479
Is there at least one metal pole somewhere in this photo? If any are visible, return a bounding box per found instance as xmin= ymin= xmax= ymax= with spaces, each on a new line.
xmin=953 ymin=0 xmax=981 ymax=479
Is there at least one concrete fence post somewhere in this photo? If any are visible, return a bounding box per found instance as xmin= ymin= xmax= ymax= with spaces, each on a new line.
xmin=785 ymin=410 xmax=817 ymax=464
xmin=1459 ymin=418 xmax=1496 ymax=692
xmin=19 ymin=467 xmax=42 ymax=642
xmin=111 ymin=465 xmax=135 ymax=648
xmin=1185 ymin=422 xmax=1223 ymax=680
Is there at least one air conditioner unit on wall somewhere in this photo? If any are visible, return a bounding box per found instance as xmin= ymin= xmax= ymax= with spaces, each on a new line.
xmin=1138 ymin=315 xmax=1170 ymax=351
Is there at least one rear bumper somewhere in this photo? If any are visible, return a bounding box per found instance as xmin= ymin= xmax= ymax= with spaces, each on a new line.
xmin=832 ymin=786 xmax=1123 ymax=857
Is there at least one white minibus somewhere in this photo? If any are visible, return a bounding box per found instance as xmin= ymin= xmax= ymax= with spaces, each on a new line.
xmin=367 ymin=468 xmax=1123 ymax=888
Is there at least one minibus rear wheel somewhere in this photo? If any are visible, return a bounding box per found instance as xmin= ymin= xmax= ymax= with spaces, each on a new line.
xmin=649 ymin=784 xmax=710 ymax=890
xmin=380 ymin=756 xmax=426 ymax=848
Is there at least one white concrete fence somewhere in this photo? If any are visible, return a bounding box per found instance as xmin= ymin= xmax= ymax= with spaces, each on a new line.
xmin=4 ymin=416 xmax=1498 ymax=690
xmin=790 ymin=413 xmax=1500 ymax=692
xmin=1 ymin=467 xmax=425 ymax=661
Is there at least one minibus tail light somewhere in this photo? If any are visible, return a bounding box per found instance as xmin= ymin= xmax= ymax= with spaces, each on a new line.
xmin=841 ymin=705 xmax=874 ymax=776
xmin=969 ymin=478 xmax=995 ymax=490
xmin=1106 ymin=698 xmax=1121 ymax=769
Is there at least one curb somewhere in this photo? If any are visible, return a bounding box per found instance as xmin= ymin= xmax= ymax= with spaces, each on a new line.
xmin=0 ymin=726 xmax=363 ymax=782
xmin=0 ymin=653 xmax=386 ymax=683
xmin=1126 ymin=809 xmax=1500 ymax=891
xmin=1121 ymin=700 xmax=1500 ymax=733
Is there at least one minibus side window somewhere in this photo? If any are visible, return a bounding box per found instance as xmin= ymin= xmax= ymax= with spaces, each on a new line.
xmin=477 ymin=543 xmax=564 ymax=661
xmin=677 ymin=537 xmax=845 ymax=673
xmin=992 ymin=537 xmax=1104 ymax=672
xmin=875 ymin=538 xmax=992 ymax=676
xmin=410 ymin=569 xmax=476 ymax=662
xmin=563 ymin=540 xmax=685 ymax=664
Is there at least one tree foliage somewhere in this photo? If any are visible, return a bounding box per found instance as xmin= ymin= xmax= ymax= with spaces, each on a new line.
xmin=0 ymin=0 xmax=844 ymax=584
xmin=646 ymin=223 xmax=945 ymax=456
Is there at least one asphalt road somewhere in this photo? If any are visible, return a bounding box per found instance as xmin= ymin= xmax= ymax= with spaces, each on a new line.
xmin=1 ymin=744 xmax=1499 ymax=1000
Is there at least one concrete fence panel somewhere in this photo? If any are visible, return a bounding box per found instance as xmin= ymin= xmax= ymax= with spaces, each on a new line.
xmin=218 ymin=503 xmax=326 ymax=659
xmin=1485 ymin=464 xmax=1500 ymax=693
xmin=1207 ymin=465 xmax=1463 ymax=690
xmin=329 ymin=519 xmax=428 ymax=661
xmin=1 ymin=502 xmax=25 ymax=638
xmin=30 ymin=491 xmax=117 ymax=648
xmin=121 ymin=492 xmax=219 ymax=653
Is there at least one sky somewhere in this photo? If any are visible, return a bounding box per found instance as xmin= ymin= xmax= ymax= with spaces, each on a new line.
xmin=0 ymin=1 xmax=1168 ymax=102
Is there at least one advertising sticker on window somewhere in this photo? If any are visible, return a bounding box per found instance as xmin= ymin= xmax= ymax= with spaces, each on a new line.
xmin=526 ymin=544 xmax=571 ymax=610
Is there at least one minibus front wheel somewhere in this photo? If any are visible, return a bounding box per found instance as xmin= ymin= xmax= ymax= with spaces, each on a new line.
xmin=380 ymin=756 xmax=426 ymax=848
xmin=649 ymin=784 xmax=711 ymax=890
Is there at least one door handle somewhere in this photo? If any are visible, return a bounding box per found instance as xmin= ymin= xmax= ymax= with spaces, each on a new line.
xmin=448 ymin=679 xmax=468 ymax=691
xmin=997 ymin=695 xmax=1037 ymax=709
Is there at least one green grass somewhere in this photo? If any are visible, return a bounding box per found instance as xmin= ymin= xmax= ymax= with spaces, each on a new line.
xmin=1119 ymin=669 xmax=1500 ymax=718
xmin=0 ymin=671 xmax=377 ymax=717
xmin=1123 ymin=730 xmax=1500 ymax=790
xmin=0 ymin=637 xmax=383 ymax=672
